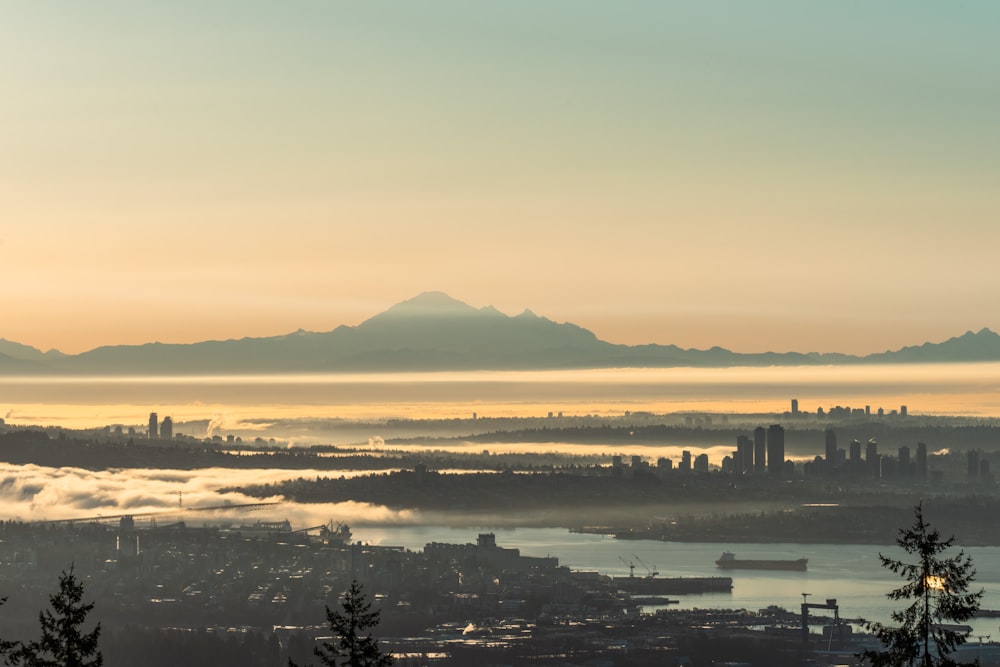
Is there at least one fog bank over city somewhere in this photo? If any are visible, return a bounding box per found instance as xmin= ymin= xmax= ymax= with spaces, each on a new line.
xmin=0 ymin=463 xmax=419 ymax=526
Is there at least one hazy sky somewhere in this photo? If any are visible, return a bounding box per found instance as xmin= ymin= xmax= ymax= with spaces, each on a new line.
xmin=3 ymin=2 xmax=999 ymax=355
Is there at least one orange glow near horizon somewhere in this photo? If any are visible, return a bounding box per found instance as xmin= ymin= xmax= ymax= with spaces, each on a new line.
xmin=2 ymin=364 xmax=999 ymax=436
xmin=4 ymin=4 xmax=1000 ymax=356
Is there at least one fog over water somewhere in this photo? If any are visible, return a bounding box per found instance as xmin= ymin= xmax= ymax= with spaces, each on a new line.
xmin=5 ymin=462 xmax=999 ymax=634
xmin=1 ymin=463 xmax=604 ymax=527
xmin=2 ymin=363 xmax=1000 ymax=438
xmin=0 ymin=463 xmax=419 ymax=525
xmin=5 ymin=377 xmax=999 ymax=638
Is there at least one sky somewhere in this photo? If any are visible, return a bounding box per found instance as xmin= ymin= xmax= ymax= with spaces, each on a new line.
xmin=3 ymin=1 xmax=999 ymax=356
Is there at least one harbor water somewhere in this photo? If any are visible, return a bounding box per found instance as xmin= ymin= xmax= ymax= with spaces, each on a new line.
xmin=360 ymin=524 xmax=1000 ymax=636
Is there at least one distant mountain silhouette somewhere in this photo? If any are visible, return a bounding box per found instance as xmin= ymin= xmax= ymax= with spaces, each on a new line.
xmin=2 ymin=293 xmax=1000 ymax=374
xmin=49 ymin=292 xmax=622 ymax=374
xmin=0 ymin=351 xmax=43 ymax=372
xmin=0 ymin=339 xmax=64 ymax=373
xmin=863 ymin=328 xmax=1000 ymax=364
xmin=0 ymin=338 xmax=65 ymax=362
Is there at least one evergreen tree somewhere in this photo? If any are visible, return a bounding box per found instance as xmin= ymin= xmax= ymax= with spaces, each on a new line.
xmin=291 ymin=580 xmax=392 ymax=667
xmin=11 ymin=567 xmax=102 ymax=667
xmin=860 ymin=503 xmax=983 ymax=667
xmin=0 ymin=597 xmax=17 ymax=661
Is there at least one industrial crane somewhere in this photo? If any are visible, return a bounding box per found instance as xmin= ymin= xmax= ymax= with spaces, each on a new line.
xmin=618 ymin=556 xmax=636 ymax=578
xmin=633 ymin=554 xmax=659 ymax=578
xmin=800 ymin=594 xmax=842 ymax=647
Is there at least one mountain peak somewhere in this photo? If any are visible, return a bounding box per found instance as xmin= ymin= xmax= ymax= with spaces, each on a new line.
xmin=365 ymin=292 xmax=479 ymax=322
xmin=945 ymin=328 xmax=999 ymax=345
xmin=864 ymin=326 xmax=1000 ymax=363
xmin=0 ymin=338 xmax=66 ymax=361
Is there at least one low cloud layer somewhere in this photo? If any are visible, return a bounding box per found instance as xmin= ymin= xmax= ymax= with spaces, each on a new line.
xmin=0 ymin=463 xmax=418 ymax=527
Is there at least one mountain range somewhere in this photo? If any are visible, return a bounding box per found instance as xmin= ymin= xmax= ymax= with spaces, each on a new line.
xmin=2 ymin=291 xmax=999 ymax=375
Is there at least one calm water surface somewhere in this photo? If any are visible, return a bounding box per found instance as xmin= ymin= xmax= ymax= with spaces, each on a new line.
xmin=360 ymin=525 xmax=1000 ymax=635
xmin=4 ymin=366 xmax=999 ymax=634
xmin=2 ymin=363 xmax=1000 ymax=435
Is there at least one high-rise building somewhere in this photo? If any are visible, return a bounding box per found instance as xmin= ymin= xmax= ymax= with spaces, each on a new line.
xmin=898 ymin=446 xmax=911 ymax=479
xmin=161 ymin=416 xmax=173 ymax=440
xmin=680 ymin=450 xmax=692 ymax=473
xmin=767 ymin=424 xmax=784 ymax=476
xmin=736 ymin=435 xmax=753 ymax=474
xmin=753 ymin=426 xmax=766 ymax=474
xmin=866 ymin=439 xmax=880 ymax=479
xmin=117 ymin=516 xmax=139 ymax=560
xmin=916 ymin=442 xmax=928 ymax=481
xmin=791 ymin=399 xmax=799 ymax=415
xmin=148 ymin=412 xmax=158 ymax=439
xmin=694 ymin=453 xmax=709 ymax=473
xmin=849 ymin=439 xmax=862 ymax=465
xmin=824 ymin=429 xmax=837 ymax=464
xmin=968 ymin=450 xmax=980 ymax=481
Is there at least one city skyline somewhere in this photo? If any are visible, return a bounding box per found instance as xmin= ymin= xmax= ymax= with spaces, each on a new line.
xmin=4 ymin=2 xmax=999 ymax=355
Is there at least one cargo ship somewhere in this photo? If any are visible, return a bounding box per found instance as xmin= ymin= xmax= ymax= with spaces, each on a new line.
xmin=715 ymin=552 xmax=808 ymax=571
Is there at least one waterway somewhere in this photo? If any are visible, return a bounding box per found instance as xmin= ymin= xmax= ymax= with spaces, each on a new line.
xmin=2 ymin=363 xmax=1000 ymax=437
xmin=4 ymin=364 xmax=1000 ymax=636
xmin=359 ymin=524 xmax=1000 ymax=637
xmin=3 ymin=459 xmax=997 ymax=636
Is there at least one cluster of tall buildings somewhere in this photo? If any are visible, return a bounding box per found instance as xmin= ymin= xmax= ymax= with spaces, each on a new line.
xmin=966 ymin=449 xmax=992 ymax=483
xmin=807 ymin=429 xmax=933 ymax=482
xmin=614 ymin=425 xmax=791 ymax=477
xmin=731 ymin=424 xmax=788 ymax=477
xmin=790 ymin=397 xmax=908 ymax=419
xmin=147 ymin=412 xmax=173 ymax=440
xmin=723 ymin=424 xmax=988 ymax=485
